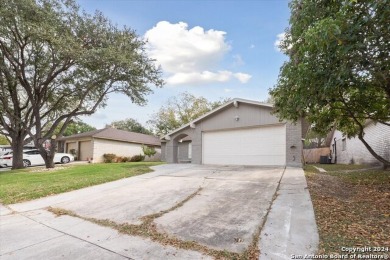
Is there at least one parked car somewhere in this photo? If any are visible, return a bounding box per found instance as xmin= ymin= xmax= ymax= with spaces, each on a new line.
xmin=0 ymin=150 xmax=74 ymax=168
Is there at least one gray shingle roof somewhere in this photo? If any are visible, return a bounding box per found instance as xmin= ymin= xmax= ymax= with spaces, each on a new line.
xmin=58 ymin=128 xmax=161 ymax=146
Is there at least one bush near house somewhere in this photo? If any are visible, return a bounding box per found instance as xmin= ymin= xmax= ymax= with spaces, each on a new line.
xmin=142 ymin=145 xmax=157 ymax=158
xmin=103 ymin=153 xmax=117 ymax=163
xmin=130 ymin=154 xmax=145 ymax=162
xmin=102 ymin=153 xmax=145 ymax=163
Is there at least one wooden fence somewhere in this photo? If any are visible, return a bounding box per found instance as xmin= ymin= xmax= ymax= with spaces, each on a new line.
xmin=303 ymin=147 xmax=331 ymax=163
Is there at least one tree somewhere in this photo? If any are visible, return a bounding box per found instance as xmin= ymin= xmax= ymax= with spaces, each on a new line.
xmin=142 ymin=145 xmax=156 ymax=158
xmin=110 ymin=118 xmax=151 ymax=135
xmin=62 ymin=120 xmax=96 ymax=136
xmin=270 ymin=0 xmax=390 ymax=168
xmin=148 ymin=92 xmax=230 ymax=135
xmin=0 ymin=135 xmax=9 ymax=145
xmin=0 ymin=0 xmax=163 ymax=169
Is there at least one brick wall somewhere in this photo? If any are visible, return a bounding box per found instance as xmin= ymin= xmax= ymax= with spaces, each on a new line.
xmin=330 ymin=122 xmax=390 ymax=165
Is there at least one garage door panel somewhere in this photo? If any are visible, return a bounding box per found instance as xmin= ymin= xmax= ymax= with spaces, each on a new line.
xmin=79 ymin=141 xmax=92 ymax=161
xmin=202 ymin=125 xmax=286 ymax=166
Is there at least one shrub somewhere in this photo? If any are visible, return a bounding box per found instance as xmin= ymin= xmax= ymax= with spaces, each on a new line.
xmin=142 ymin=145 xmax=156 ymax=158
xmin=130 ymin=154 xmax=145 ymax=162
xmin=103 ymin=153 xmax=117 ymax=163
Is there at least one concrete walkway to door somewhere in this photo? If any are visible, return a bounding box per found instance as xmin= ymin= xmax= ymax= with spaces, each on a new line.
xmin=0 ymin=165 xmax=318 ymax=259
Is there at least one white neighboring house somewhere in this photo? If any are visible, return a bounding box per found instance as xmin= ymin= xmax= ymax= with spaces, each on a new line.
xmin=330 ymin=121 xmax=390 ymax=166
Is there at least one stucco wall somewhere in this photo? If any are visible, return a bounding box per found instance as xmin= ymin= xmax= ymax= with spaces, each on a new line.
xmin=330 ymin=122 xmax=390 ymax=165
xmin=93 ymin=138 xmax=161 ymax=163
xmin=164 ymin=102 xmax=302 ymax=167
xmin=161 ymin=142 xmax=166 ymax=161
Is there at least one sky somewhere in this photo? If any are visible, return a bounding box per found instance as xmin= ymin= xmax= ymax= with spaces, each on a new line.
xmin=77 ymin=0 xmax=291 ymax=129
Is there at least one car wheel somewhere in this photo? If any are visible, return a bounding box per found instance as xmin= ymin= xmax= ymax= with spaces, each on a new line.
xmin=23 ymin=159 xmax=31 ymax=168
xmin=61 ymin=156 xmax=70 ymax=164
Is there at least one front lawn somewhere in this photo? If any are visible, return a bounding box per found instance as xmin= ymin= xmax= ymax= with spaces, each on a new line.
xmin=0 ymin=162 xmax=162 ymax=205
xmin=305 ymin=165 xmax=390 ymax=254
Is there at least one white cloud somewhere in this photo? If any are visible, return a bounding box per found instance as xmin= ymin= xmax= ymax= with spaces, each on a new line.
xmin=145 ymin=21 xmax=251 ymax=86
xmin=224 ymin=88 xmax=233 ymax=93
xmin=250 ymin=44 xmax=255 ymax=49
xmin=274 ymin=33 xmax=285 ymax=52
xmin=234 ymin=73 xmax=252 ymax=83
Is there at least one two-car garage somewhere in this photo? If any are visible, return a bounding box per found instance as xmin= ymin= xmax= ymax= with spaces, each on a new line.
xmin=202 ymin=125 xmax=286 ymax=166
xmin=161 ymin=98 xmax=303 ymax=167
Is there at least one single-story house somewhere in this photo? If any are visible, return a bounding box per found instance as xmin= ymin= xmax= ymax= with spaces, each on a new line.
xmin=58 ymin=127 xmax=161 ymax=162
xmin=330 ymin=121 xmax=390 ymax=165
xmin=161 ymin=98 xmax=306 ymax=167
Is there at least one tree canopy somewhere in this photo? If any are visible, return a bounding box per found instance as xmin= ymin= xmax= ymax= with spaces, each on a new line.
xmin=110 ymin=118 xmax=151 ymax=135
xmin=63 ymin=120 xmax=96 ymax=136
xmin=0 ymin=135 xmax=9 ymax=145
xmin=148 ymin=92 xmax=230 ymax=136
xmin=270 ymin=0 xmax=389 ymax=167
xmin=0 ymin=0 xmax=163 ymax=168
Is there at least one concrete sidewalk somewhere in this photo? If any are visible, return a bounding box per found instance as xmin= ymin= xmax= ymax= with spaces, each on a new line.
xmin=0 ymin=209 xmax=211 ymax=259
xmin=259 ymin=167 xmax=319 ymax=259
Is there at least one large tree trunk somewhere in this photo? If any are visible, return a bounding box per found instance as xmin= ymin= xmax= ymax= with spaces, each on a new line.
xmin=11 ymin=135 xmax=26 ymax=169
xmin=37 ymin=139 xmax=57 ymax=169
xmin=358 ymin=132 xmax=390 ymax=170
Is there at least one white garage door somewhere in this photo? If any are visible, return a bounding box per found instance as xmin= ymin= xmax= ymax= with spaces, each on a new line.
xmin=202 ymin=125 xmax=286 ymax=166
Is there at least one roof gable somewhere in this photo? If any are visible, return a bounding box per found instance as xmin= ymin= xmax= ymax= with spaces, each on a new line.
xmin=162 ymin=98 xmax=273 ymax=139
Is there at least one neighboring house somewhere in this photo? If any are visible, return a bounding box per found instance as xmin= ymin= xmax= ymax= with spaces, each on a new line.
xmin=58 ymin=127 xmax=161 ymax=163
xmin=161 ymin=98 xmax=306 ymax=167
xmin=330 ymin=121 xmax=390 ymax=166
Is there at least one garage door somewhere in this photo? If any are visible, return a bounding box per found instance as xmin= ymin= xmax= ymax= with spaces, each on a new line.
xmin=79 ymin=141 xmax=93 ymax=161
xmin=202 ymin=125 xmax=286 ymax=166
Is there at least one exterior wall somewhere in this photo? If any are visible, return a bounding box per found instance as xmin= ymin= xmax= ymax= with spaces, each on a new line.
xmin=164 ymin=102 xmax=302 ymax=167
xmin=286 ymin=121 xmax=303 ymax=167
xmin=92 ymin=138 xmax=161 ymax=163
xmin=330 ymin=122 xmax=390 ymax=165
xmin=160 ymin=142 xmax=166 ymax=161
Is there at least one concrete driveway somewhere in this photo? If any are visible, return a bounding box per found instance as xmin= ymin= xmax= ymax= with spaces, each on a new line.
xmin=0 ymin=164 xmax=318 ymax=259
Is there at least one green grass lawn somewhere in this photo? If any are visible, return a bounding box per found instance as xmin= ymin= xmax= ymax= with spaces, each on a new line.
xmin=0 ymin=162 xmax=163 ymax=205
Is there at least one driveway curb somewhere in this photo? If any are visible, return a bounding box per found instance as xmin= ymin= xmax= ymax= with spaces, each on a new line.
xmin=259 ymin=167 xmax=319 ymax=259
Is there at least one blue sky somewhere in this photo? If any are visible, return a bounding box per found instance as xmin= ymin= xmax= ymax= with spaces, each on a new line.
xmin=78 ymin=0 xmax=290 ymax=128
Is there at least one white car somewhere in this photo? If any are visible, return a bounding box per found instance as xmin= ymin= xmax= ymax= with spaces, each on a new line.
xmin=0 ymin=150 xmax=74 ymax=168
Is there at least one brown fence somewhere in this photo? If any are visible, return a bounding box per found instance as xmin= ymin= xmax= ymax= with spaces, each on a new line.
xmin=303 ymin=147 xmax=331 ymax=163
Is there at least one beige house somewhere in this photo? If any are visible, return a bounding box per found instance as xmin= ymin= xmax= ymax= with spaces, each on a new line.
xmin=58 ymin=128 xmax=161 ymax=162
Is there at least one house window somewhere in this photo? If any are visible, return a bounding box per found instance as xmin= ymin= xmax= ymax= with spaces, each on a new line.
xmin=342 ymin=138 xmax=346 ymax=151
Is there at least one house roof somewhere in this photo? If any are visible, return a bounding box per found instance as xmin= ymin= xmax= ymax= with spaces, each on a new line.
xmin=161 ymin=98 xmax=273 ymax=140
xmin=59 ymin=128 xmax=161 ymax=146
